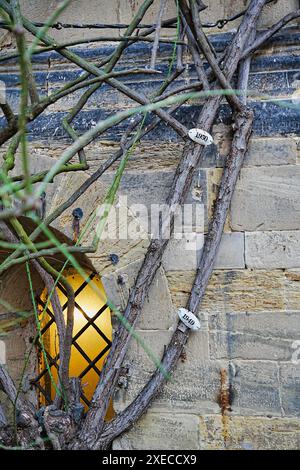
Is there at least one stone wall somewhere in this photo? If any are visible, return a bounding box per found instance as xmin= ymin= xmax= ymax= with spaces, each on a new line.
xmin=0 ymin=0 xmax=300 ymax=450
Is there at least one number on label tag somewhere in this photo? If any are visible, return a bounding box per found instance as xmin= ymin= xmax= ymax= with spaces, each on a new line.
xmin=188 ymin=128 xmax=213 ymax=146
xmin=177 ymin=308 xmax=201 ymax=331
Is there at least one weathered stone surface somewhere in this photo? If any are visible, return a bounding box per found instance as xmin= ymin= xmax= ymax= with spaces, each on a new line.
xmin=114 ymin=358 xmax=222 ymax=416
xmin=162 ymin=232 xmax=245 ymax=271
xmin=231 ymin=361 xmax=281 ymax=416
xmin=244 ymin=137 xmax=297 ymax=166
xmin=162 ymin=234 xmax=204 ymax=272
xmin=199 ymin=416 xmax=300 ymax=450
xmin=206 ymin=168 xmax=231 ymax=232
xmin=113 ymin=412 xmax=200 ymax=450
xmin=49 ymin=170 xmax=107 ymax=240
xmin=279 ymin=364 xmax=300 ymax=417
xmin=231 ymin=166 xmax=300 ymax=231
xmin=9 ymin=96 xmax=299 ymax=141
xmin=166 ymin=269 xmax=285 ymax=313
xmin=102 ymin=262 xmax=176 ymax=330
xmin=122 ymin=329 xmax=173 ymax=373
xmin=284 ymin=270 xmax=300 ymax=310
xmin=113 ymin=314 xmax=215 ymax=415
xmin=98 ymin=169 xmax=206 ymax=217
xmin=0 ymin=265 xmax=43 ymax=314
xmin=214 ymin=233 xmax=245 ymax=269
xmin=209 ymin=311 xmax=300 ymax=361
xmin=200 ymin=134 xmax=297 ymax=168
xmin=0 ymin=340 xmax=5 ymax=364
xmin=246 ymin=231 xmax=300 ymax=269
xmin=115 ymin=357 xmax=281 ymax=417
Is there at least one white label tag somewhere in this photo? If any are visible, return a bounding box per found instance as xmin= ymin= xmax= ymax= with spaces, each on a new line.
xmin=188 ymin=128 xmax=213 ymax=146
xmin=177 ymin=308 xmax=201 ymax=331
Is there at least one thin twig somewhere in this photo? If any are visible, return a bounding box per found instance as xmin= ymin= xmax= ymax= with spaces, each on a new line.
xmin=150 ymin=0 xmax=167 ymax=69
xmin=242 ymin=9 xmax=300 ymax=58
xmin=189 ymin=0 xmax=243 ymax=111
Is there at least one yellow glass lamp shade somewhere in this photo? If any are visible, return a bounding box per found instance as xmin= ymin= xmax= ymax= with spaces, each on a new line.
xmin=37 ymin=270 xmax=112 ymax=413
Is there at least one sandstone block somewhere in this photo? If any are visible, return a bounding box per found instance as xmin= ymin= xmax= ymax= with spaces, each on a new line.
xmin=209 ymin=311 xmax=300 ymax=361
xmin=231 ymin=361 xmax=281 ymax=416
xmin=246 ymin=231 xmax=300 ymax=269
xmin=166 ymin=269 xmax=285 ymax=313
xmin=231 ymin=166 xmax=300 ymax=231
xmin=199 ymin=415 xmax=300 ymax=450
xmin=113 ymin=412 xmax=200 ymax=450
xmin=162 ymin=232 xmax=245 ymax=271
xmin=102 ymin=262 xmax=176 ymax=330
xmin=279 ymin=364 xmax=300 ymax=417
xmin=284 ymin=270 xmax=300 ymax=310
xmin=244 ymin=137 xmax=297 ymax=166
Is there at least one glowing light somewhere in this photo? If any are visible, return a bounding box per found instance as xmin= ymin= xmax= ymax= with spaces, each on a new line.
xmin=39 ymin=269 xmax=113 ymax=415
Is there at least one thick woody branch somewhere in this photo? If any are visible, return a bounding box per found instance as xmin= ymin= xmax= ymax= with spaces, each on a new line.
xmin=0 ymin=364 xmax=36 ymax=429
xmin=0 ymin=403 xmax=8 ymax=428
xmin=72 ymin=0 xmax=266 ymax=449
xmin=0 ymin=103 xmax=15 ymax=123
xmin=97 ymin=107 xmax=254 ymax=451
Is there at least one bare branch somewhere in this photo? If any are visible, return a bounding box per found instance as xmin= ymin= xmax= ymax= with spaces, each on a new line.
xmin=242 ymin=9 xmax=300 ymax=58
xmin=0 ymin=1 xmax=189 ymax=139
xmin=2 ymin=0 xmax=294 ymax=451
xmin=179 ymin=0 xmax=210 ymax=90
xmin=189 ymin=0 xmax=243 ymax=111
xmin=0 ymin=103 xmax=15 ymax=123
xmin=0 ymin=403 xmax=8 ymax=428
xmin=150 ymin=0 xmax=167 ymax=69
xmin=97 ymin=107 xmax=254 ymax=450
xmin=0 ymin=364 xmax=36 ymax=429
xmin=72 ymin=0 xmax=266 ymax=449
